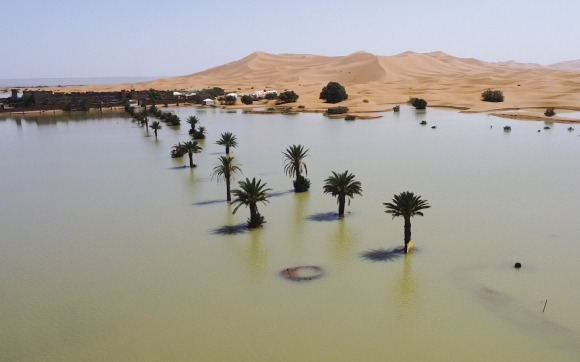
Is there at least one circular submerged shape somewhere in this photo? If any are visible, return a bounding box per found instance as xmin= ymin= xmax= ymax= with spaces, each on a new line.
xmin=280 ymin=266 xmax=323 ymax=281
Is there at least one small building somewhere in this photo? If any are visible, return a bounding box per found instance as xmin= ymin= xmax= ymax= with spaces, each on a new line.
xmin=202 ymin=98 xmax=214 ymax=106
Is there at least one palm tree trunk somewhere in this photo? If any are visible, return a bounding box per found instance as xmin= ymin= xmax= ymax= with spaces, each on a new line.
xmin=225 ymin=145 xmax=230 ymax=155
xmin=338 ymin=195 xmax=345 ymax=216
xmin=249 ymin=203 xmax=257 ymax=224
xmin=403 ymin=216 xmax=411 ymax=253
xmin=226 ymin=175 xmax=231 ymax=202
xmin=188 ymin=153 xmax=194 ymax=168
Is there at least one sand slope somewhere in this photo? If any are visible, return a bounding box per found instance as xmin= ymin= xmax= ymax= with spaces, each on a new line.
xmin=41 ymin=51 xmax=580 ymax=117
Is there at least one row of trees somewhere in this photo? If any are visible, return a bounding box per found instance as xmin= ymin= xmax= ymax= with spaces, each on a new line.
xmin=202 ymin=132 xmax=431 ymax=252
xmin=127 ymin=101 xmax=431 ymax=253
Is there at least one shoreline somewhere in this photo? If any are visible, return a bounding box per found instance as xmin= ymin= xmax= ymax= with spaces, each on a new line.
xmin=2 ymin=101 xmax=580 ymax=124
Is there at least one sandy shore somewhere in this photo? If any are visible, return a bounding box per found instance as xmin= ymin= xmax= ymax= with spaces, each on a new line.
xmin=18 ymin=51 xmax=580 ymax=123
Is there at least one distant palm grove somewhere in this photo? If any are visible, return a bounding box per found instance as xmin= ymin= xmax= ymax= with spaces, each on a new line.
xmin=123 ymin=103 xmax=430 ymax=249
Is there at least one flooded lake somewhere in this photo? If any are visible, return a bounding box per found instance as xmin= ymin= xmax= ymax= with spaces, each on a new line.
xmin=1 ymin=106 xmax=579 ymax=361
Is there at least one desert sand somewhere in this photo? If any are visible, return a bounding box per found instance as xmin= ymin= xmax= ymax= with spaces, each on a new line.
xmin=32 ymin=51 xmax=580 ymax=122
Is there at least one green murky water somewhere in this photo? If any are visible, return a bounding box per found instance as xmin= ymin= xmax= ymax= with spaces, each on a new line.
xmin=1 ymin=107 xmax=579 ymax=361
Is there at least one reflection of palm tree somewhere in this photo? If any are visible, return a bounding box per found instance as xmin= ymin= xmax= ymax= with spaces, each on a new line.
xmin=393 ymin=254 xmax=419 ymax=320
xmin=216 ymin=132 xmax=238 ymax=155
xmin=245 ymin=227 xmax=267 ymax=277
xmin=211 ymin=155 xmax=242 ymax=202
xmin=383 ymin=191 xmax=430 ymax=253
xmin=231 ymin=178 xmax=272 ymax=228
xmin=329 ymin=217 xmax=357 ymax=259
xmin=323 ymin=170 xmax=362 ymax=216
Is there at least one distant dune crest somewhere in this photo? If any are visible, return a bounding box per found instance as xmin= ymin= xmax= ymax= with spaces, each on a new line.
xmin=178 ymin=51 xmax=579 ymax=89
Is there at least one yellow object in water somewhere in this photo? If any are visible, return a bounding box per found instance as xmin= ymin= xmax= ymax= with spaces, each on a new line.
xmin=406 ymin=240 xmax=414 ymax=253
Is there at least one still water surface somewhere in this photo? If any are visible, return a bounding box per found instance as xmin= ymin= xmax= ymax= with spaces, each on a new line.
xmin=1 ymin=107 xmax=579 ymax=361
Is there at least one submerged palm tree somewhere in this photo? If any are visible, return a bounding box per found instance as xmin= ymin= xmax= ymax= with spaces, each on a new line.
xmin=383 ymin=191 xmax=431 ymax=253
xmin=150 ymin=121 xmax=162 ymax=138
xmin=216 ymin=132 xmax=238 ymax=154
xmin=211 ymin=155 xmax=243 ymax=202
xmin=283 ymin=144 xmax=310 ymax=192
xmin=135 ymin=108 xmax=149 ymax=128
xmin=231 ymin=177 xmax=271 ymax=228
xmin=180 ymin=141 xmax=203 ymax=168
xmin=322 ymin=170 xmax=362 ymax=217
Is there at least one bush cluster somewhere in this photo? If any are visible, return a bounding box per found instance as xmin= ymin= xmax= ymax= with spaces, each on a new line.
xmin=544 ymin=107 xmax=556 ymax=117
xmin=326 ymin=106 xmax=349 ymax=115
xmin=481 ymin=89 xmax=504 ymax=102
xmin=278 ymin=90 xmax=299 ymax=103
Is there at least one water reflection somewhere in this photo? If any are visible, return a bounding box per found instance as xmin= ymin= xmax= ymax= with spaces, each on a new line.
xmin=392 ymin=254 xmax=420 ymax=321
xmin=328 ymin=217 xmax=357 ymax=259
xmin=244 ymin=227 xmax=267 ymax=277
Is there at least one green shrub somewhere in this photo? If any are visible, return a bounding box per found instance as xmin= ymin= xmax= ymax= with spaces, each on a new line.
xmin=278 ymin=90 xmax=299 ymax=103
xmin=544 ymin=107 xmax=556 ymax=117
xmin=293 ymin=176 xmax=311 ymax=193
xmin=327 ymin=106 xmax=349 ymax=115
xmin=345 ymin=115 xmax=356 ymax=121
xmin=241 ymin=95 xmax=253 ymax=105
xmin=412 ymin=98 xmax=427 ymax=109
xmin=481 ymin=89 xmax=504 ymax=102
xmin=319 ymin=81 xmax=348 ymax=103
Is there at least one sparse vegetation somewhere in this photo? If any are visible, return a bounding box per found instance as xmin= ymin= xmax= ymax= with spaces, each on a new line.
xmin=481 ymin=89 xmax=504 ymax=102
xmin=544 ymin=107 xmax=556 ymax=117
xmin=345 ymin=115 xmax=356 ymax=121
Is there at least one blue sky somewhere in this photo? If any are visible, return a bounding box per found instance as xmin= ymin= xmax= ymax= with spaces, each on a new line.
xmin=3 ymin=0 xmax=579 ymax=78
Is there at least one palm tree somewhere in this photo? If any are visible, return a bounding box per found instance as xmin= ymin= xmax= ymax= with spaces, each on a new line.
xmin=194 ymin=126 xmax=207 ymax=140
xmin=135 ymin=108 xmax=149 ymax=128
xmin=148 ymin=88 xmax=161 ymax=106
xmin=187 ymin=115 xmax=200 ymax=135
xmin=231 ymin=177 xmax=272 ymax=228
xmin=211 ymin=155 xmax=242 ymax=202
xmin=322 ymin=170 xmax=362 ymax=217
xmin=180 ymin=141 xmax=203 ymax=168
xmin=150 ymin=121 xmax=162 ymax=138
xmin=170 ymin=143 xmax=185 ymax=158
xmin=283 ymin=144 xmax=310 ymax=192
xmin=383 ymin=191 xmax=431 ymax=253
xmin=216 ymin=132 xmax=238 ymax=154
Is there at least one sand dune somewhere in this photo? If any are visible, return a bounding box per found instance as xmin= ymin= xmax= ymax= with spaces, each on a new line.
xmin=38 ymin=51 xmax=580 ymax=120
